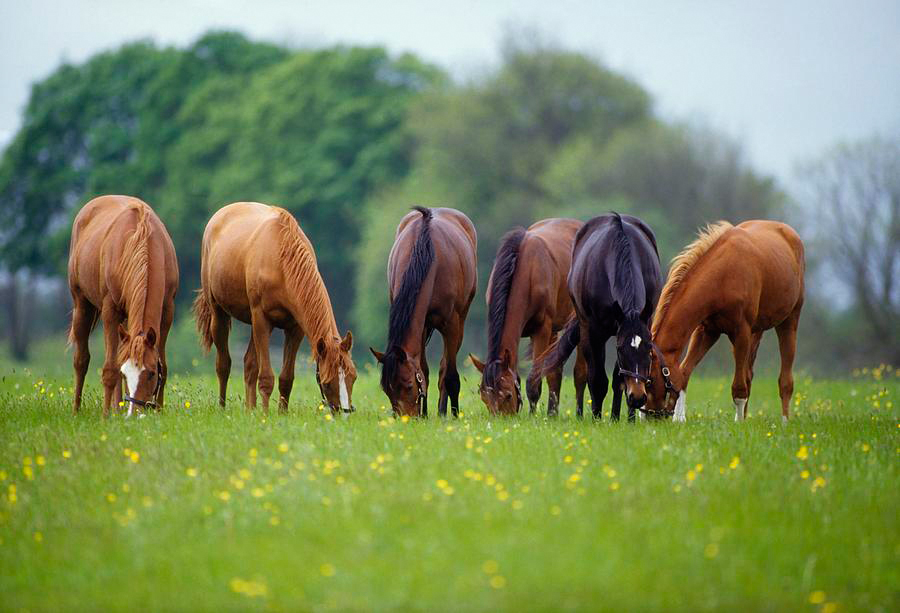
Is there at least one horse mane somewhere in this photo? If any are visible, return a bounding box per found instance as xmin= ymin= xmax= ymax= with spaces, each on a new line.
xmin=484 ymin=227 xmax=527 ymax=388
xmin=652 ymin=220 xmax=733 ymax=336
xmin=610 ymin=212 xmax=641 ymax=320
xmin=382 ymin=206 xmax=433 ymax=393
xmin=117 ymin=202 xmax=152 ymax=364
xmin=275 ymin=208 xmax=352 ymax=383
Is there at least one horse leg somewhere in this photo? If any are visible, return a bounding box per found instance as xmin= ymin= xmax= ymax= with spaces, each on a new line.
xmin=744 ymin=331 xmax=764 ymax=419
xmin=611 ymin=363 xmax=624 ymax=422
xmin=211 ymin=307 xmax=232 ymax=408
xmin=775 ymin=309 xmax=801 ymax=423
xmin=420 ymin=328 xmax=431 ymax=417
xmin=438 ymin=318 xmax=463 ymax=418
xmin=526 ymin=323 xmax=552 ymax=414
xmin=278 ymin=327 xmax=303 ymax=414
xmin=586 ymin=337 xmax=609 ymax=420
xmin=729 ymin=324 xmax=753 ymax=422
xmin=250 ymin=309 xmax=275 ymax=414
xmin=243 ymin=332 xmax=258 ymax=410
xmin=573 ymin=346 xmax=587 ymax=419
xmin=100 ymin=298 xmax=122 ymax=418
xmin=156 ymin=298 xmax=174 ymax=410
xmin=70 ymin=296 xmax=95 ymax=415
xmin=680 ymin=325 xmax=721 ymax=383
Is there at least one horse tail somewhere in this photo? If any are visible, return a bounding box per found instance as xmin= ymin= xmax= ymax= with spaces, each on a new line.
xmin=193 ymin=290 xmax=215 ymax=353
xmin=528 ymin=316 xmax=580 ymax=388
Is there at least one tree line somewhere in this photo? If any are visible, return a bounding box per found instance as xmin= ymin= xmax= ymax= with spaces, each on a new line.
xmin=0 ymin=31 xmax=896 ymax=372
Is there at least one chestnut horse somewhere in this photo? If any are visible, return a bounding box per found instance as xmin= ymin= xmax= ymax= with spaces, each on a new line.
xmin=644 ymin=220 xmax=805 ymax=422
xmin=370 ymin=207 xmax=477 ymax=417
xmin=194 ymin=202 xmax=356 ymax=414
xmin=531 ymin=213 xmax=661 ymax=420
xmin=469 ymin=219 xmax=588 ymax=416
xmin=68 ymin=195 xmax=179 ymax=417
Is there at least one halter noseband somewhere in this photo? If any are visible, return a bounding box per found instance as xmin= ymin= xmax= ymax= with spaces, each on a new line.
xmin=124 ymin=358 xmax=163 ymax=410
xmin=481 ymin=362 xmax=523 ymax=411
xmin=630 ymin=343 xmax=678 ymax=417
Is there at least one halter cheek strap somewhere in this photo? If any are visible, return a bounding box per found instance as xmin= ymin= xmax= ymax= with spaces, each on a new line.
xmin=316 ymin=365 xmax=355 ymax=414
xmin=124 ymin=358 xmax=163 ymax=409
xmin=634 ymin=342 xmax=677 ymax=417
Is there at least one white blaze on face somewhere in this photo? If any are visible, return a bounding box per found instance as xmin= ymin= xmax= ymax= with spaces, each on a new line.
xmin=120 ymin=359 xmax=144 ymax=417
xmin=630 ymin=335 xmax=642 ymax=349
xmin=734 ymin=398 xmax=748 ymax=422
xmin=338 ymin=368 xmax=350 ymax=412
xmin=674 ymin=390 xmax=687 ymax=422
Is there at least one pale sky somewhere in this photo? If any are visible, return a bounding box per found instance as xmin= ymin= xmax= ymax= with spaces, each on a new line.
xmin=1 ymin=0 xmax=898 ymax=187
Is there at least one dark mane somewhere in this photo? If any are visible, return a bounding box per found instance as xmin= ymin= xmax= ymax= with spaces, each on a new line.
xmin=610 ymin=212 xmax=641 ymax=319
xmin=382 ymin=206 xmax=434 ymax=393
xmin=484 ymin=227 xmax=527 ymax=388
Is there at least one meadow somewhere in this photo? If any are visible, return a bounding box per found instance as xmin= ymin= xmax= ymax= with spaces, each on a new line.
xmin=0 ymin=356 xmax=897 ymax=612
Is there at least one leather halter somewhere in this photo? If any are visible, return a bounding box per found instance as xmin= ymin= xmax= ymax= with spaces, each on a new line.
xmin=124 ymin=358 xmax=162 ymax=410
xmin=315 ymin=364 xmax=355 ymax=414
xmin=632 ymin=342 xmax=678 ymax=417
xmin=482 ymin=362 xmax=522 ymax=411
xmin=414 ymin=370 xmax=426 ymax=416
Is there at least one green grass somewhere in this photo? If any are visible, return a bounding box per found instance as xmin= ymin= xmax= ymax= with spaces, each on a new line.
xmin=0 ymin=363 xmax=897 ymax=612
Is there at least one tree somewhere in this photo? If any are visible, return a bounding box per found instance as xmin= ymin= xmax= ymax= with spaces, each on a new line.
xmin=797 ymin=135 xmax=900 ymax=363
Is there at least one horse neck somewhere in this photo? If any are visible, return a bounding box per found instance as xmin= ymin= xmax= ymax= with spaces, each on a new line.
xmin=490 ymin=282 xmax=529 ymax=373
xmin=124 ymin=237 xmax=164 ymax=340
xmin=397 ymin=269 xmax=436 ymax=364
xmin=654 ymin=272 xmax=713 ymax=365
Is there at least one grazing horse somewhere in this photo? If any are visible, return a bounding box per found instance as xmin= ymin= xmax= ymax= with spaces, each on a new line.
xmin=371 ymin=206 xmax=477 ymax=417
xmin=644 ymin=220 xmax=805 ymax=422
xmin=530 ymin=213 xmax=661 ymax=420
xmin=469 ymin=219 xmax=588 ymax=416
xmin=193 ymin=202 xmax=356 ymax=414
xmin=68 ymin=195 xmax=179 ymax=417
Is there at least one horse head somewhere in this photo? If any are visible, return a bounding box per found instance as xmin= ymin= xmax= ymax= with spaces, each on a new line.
xmin=615 ymin=314 xmax=653 ymax=411
xmin=117 ymin=324 xmax=162 ymax=415
xmin=470 ymin=349 xmax=521 ymax=415
xmin=371 ymin=345 xmax=426 ymax=417
xmin=315 ymin=332 xmax=356 ymax=414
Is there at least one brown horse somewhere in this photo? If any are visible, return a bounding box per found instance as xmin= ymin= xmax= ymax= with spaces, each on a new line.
xmin=193 ymin=202 xmax=356 ymax=414
xmin=645 ymin=220 xmax=805 ymax=422
xmin=469 ymin=219 xmax=587 ymax=416
xmin=68 ymin=195 xmax=179 ymax=417
xmin=370 ymin=207 xmax=477 ymax=417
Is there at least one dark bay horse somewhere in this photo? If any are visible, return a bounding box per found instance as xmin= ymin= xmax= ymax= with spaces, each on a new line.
xmin=194 ymin=202 xmax=356 ymax=414
xmin=371 ymin=206 xmax=477 ymax=417
xmin=469 ymin=219 xmax=587 ymax=416
xmin=68 ymin=195 xmax=179 ymax=417
xmin=645 ymin=220 xmax=805 ymax=422
xmin=531 ymin=213 xmax=661 ymax=420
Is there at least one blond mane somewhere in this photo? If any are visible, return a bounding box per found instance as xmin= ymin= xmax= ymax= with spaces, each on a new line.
xmin=652 ymin=221 xmax=733 ymax=336
xmin=275 ymin=208 xmax=354 ymax=383
xmin=117 ymin=202 xmax=153 ymax=363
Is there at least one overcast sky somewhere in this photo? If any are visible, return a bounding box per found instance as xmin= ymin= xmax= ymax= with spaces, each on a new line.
xmin=1 ymin=0 xmax=898 ymax=187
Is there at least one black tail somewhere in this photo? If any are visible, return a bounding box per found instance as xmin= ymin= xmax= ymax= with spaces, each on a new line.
xmin=382 ymin=206 xmax=434 ymax=394
xmin=528 ymin=316 xmax=580 ymax=389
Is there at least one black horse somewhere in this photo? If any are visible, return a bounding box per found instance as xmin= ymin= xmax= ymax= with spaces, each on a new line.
xmin=530 ymin=213 xmax=661 ymax=421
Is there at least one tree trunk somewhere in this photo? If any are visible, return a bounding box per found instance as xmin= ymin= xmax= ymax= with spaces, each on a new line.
xmin=6 ymin=271 xmax=31 ymax=361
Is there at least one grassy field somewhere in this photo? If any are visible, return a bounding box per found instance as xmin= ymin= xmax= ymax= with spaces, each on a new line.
xmin=0 ymin=360 xmax=897 ymax=612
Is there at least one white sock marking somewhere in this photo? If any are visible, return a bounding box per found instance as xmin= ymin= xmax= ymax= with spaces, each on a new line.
xmin=120 ymin=359 xmax=144 ymax=416
xmin=674 ymin=390 xmax=686 ymax=422
xmin=338 ymin=368 xmax=350 ymax=412
xmin=631 ymin=335 xmax=642 ymax=349
xmin=638 ymin=409 xmax=645 ymax=422
xmin=734 ymin=398 xmax=747 ymax=422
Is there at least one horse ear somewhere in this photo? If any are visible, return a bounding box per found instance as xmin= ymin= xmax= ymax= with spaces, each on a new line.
xmin=370 ymin=347 xmax=384 ymax=363
xmin=118 ymin=324 xmax=130 ymax=344
xmin=145 ymin=327 xmax=157 ymax=348
xmin=469 ymin=354 xmax=485 ymax=373
xmin=316 ymin=337 xmax=328 ymax=358
xmin=341 ymin=330 xmax=353 ymax=351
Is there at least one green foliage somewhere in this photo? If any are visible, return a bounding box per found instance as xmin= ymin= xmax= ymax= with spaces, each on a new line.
xmin=0 ymin=368 xmax=897 ymax=610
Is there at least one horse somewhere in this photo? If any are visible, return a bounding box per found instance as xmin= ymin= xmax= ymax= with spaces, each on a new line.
xmin=644 ymin=220 xmax=805 ymax=422
xmin=193 ymin=202 xmax=356 ymax=414
xmin=530 ymin=213 xmax=661 ymax=420
xmin=469 ymin=219 xmax=588 ymax=416
xmin=370 ymin=206 xmax=477 ymax=417
xmin=67 ymin=195 xmax=179 ymax=417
